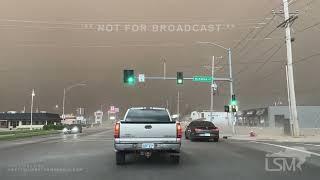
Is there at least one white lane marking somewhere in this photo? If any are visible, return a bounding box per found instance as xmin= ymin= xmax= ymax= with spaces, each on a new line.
xmin=254 ymin=141 xmax=320 ymax=157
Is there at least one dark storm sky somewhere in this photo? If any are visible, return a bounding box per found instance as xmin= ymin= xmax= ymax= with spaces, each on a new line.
xmin=0 ymin=0 xmax=319 ymax=115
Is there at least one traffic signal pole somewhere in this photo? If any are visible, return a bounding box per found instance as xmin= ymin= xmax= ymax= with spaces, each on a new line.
xmin=228 ymin=48 xmax=234 ymax=105
xmin=196 ymin=42 xmax=236 ymax=134
xmin=228 ymin=48 xmax=236 ymax=135
xmin=210 ymin=56 xmax=215 ymax=122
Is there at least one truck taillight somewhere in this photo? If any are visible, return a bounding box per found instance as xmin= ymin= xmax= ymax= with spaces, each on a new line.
xmin=176 ymin=123 xmax=182 ymax=138
xmin=114 ymin=122 xmax=120 ymax=138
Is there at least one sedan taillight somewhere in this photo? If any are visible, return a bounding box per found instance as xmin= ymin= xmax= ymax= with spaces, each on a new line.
xmin=114 ymin=122 xmax=120 ymax=138
xmin=176 ymin=123 xmax=182 ymax=138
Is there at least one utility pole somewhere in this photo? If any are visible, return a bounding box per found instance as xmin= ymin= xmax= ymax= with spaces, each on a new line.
xmin=210 ymin=56 xmax=215 ymax=122
xmin=228 ymin=48 xmax=233 ymax=105
xmin=228 ymin=48 xmax=236 ymax=134
xmin=163 ymin=59 xmax=166 ymax=80
xmin=285 ymin=65 xmax=293 ymax=136
xmin=62 ymin=88 xmax=66 ymax=121
xmin=282 ymin=0 xmax=300 ymax=136
xmin=30 ymin=89 xmax=35 ymax=130
xmin=62 ymin=82 xmax=86 ymax=122
xmin=177 ymin=91 xmax=180 ymax=117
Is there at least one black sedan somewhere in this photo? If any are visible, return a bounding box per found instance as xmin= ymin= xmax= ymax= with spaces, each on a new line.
xmin=185 ymin=120 xmax=219 ymax=142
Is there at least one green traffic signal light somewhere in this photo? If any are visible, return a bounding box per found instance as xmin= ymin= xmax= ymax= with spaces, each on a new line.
xmin=127 ymin=76 xmax=135 ymax=84
xmin=230 ymin=94 xmax=237 ymax=105
xmin=177 ymin=72 xmax=183 ymax=85
xmin=123 ymin=70 xmax=135 ymax=85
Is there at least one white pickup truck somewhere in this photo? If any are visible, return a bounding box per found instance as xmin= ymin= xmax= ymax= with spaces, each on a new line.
xmin=114 ymin=107 xmax=182 ymax=165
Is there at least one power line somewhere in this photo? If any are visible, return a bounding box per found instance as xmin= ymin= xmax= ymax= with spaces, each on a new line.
xmin=235 ymin=52 xmax=320 ymax=91
xmin=235 ymin=16 xmax=278 ymax=58
xmin=232 ymin=28 xmax=256 ymax=49
xmin=254 ymin=43 xmax=284 ymax=73
xmin=293 ymin=0 xmax=318 ymax=9
xmin=234 ymin=19 xmax=273 ymax=54
xmin=297 ymin=21 xmax=320 ymax=32
xmin=232 ymin=41 xmax=282 ymax=79
xmin=291 ymin=52 xmax=320 ymax=65
xmin=232 ymin=5 xmax=281 ymax=53
xmin=234 ymin=0 xmax=316 ymax=59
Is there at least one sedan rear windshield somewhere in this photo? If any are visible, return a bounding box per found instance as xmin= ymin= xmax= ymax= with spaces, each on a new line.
xmin=125 ymin=109 xmax=171 ymax=123
xmin=189 ymin=121 xmax=215 ymax=127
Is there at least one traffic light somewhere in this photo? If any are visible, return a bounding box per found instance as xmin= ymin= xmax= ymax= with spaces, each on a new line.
xmin=177 ymin=72 xmax=183 ymax=85
xmin=123 ymin=70 xmax=135 ymax=85
xmin=231 ymin=94 xmax=237 ymax=105
xmin=224 ymin=105 xmax=230 ymax=112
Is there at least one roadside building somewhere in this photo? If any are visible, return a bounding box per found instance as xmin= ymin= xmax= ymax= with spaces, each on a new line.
xmin=0 ymin=112 xmax=61 ymax=130
xmin=236 ymin=106 xmax=320 ymax=134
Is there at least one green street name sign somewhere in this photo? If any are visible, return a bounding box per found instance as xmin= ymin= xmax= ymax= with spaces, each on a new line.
xmin=192 ymin=76 xmax=214 ymax=83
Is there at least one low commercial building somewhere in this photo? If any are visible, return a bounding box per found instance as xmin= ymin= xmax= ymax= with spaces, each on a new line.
xmin=236 ymin=106 xmax=320 ymax=134
xmin=0 ymin=112 xmax=61 ymax=129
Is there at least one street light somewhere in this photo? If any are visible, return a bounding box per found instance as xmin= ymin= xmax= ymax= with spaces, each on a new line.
xmin=196 ymin=41 xmax=235 ymax=133
xmin=62 ymin=82 xmax=86 ymax=121
xmin=30 ymin=89 xmax=35 ymax=130
xmin=196 ymin=41 xmax=233 ymax=97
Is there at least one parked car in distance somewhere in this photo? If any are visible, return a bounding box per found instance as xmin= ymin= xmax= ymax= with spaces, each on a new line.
xmin=62 ymin=124 xmax=83 ymax=134
xmin=185 ymin=120 xmax=219 ymax=142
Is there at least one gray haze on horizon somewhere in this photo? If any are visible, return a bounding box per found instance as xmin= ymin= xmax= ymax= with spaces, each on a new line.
xmin=0 ymin=0 xmax=319 ymax=116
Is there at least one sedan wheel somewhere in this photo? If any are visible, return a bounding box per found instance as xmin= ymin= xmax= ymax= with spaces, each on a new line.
xmin=185 ymin=132 xmax=189 ymax=139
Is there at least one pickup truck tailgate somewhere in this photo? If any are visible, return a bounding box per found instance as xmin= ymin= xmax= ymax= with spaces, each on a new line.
xmin=119 ymin=123 xmax=177 ymax=141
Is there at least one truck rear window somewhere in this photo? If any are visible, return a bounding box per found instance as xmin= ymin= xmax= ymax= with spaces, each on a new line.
xmin=125 ymin=109 xmax=171 ymax=123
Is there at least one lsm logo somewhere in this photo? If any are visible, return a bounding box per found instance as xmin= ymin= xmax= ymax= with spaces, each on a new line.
xmin=265 ymin=147 xmax=311 ymax=172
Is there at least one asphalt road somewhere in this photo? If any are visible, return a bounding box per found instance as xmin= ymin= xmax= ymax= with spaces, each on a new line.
xmin=0 ymin=127 xmax=320 ymax=180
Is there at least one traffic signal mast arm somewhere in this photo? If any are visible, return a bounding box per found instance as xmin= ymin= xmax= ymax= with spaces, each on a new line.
xmin=143 ymin=76 xmax=231 ymax=81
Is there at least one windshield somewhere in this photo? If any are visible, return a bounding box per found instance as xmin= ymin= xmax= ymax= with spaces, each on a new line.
xmin=125 ymin=109 xmax=171 ymax=122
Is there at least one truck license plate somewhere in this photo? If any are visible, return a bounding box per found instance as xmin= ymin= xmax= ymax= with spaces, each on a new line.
xmin=142 ymin=143 xmax=154 ymax=149
xmin=202 ymin=133 xmax=210 ymax=136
